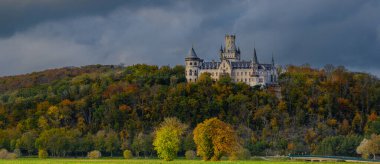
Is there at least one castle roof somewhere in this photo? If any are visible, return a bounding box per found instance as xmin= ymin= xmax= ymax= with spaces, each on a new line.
xmin=200 ymin=60 xmax=274 ymax=70
xmin=201 ymin=61 xmax=221 ymax=69
xmin=186 ymin=47 xmax=199 ymax=59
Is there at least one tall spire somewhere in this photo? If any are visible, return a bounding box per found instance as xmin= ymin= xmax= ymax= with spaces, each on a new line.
xmin=271 ymin=52 xmax=275 ymax=66
xmin=253 ymin=48 xmax=258 ymax=64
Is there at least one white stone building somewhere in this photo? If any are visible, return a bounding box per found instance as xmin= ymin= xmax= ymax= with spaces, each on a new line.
xmin=185 ymin=34 xmax=278 ymax=87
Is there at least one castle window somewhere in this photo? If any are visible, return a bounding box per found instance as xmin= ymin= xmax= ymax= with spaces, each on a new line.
xmin=190 ymin=62 xmax=193 ymax=65
xmin=189 ymin=70 xmax=192 ymax=76
xmin=195 ymin=70 xmax=198 ymax=76
xmin=194 ymin=62 xmax=197 ymax=66
xmin=245 ymin=72 xmax=247 ymax=76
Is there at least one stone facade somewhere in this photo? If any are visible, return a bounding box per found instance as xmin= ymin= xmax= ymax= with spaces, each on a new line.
xmin=185 ymin=34 xmax=278 ymax=87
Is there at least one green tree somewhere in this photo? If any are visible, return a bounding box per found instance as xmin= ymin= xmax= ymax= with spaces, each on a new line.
xmin=17 ymin=131 xmax=38 ymax=155
xmin=153 ymin=117 xmax=187 ymax=161
xmin=104 ymin=130 xmax=120 ymax=157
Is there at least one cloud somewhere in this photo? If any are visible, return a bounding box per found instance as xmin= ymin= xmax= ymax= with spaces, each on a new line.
xmin=0 ymin=0 xmax=379 ymax=77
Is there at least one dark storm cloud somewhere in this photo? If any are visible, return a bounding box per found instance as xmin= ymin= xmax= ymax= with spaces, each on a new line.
xmin=0 ymin=0 xmax=379 ymax=77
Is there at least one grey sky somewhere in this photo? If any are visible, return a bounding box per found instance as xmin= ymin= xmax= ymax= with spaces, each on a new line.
xmin=0 ymin=0 xmax=379 ymax=77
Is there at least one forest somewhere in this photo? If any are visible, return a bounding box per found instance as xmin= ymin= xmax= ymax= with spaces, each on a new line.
xmin=0 ymin=64 xmax=380 ymax=158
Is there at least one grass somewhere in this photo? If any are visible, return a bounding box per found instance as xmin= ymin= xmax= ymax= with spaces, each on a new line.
xmin=0 ymin=158 xmax=369 ymax=164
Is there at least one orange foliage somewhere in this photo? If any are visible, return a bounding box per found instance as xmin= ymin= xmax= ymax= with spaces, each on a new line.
xmin=60 ymin=99 xmax=73 ymax=106
xmin=337 ymin=98 xmax=350 ymax=110
xmin=369 ymin=112 xmax=377 ymax=121
xmin=327 ymin=119 xmax=338 ymax=127
xmin=193 ymin=118 xmax=241 ymax=161
xmin=119 ymin=105 xmax=131 ymax=112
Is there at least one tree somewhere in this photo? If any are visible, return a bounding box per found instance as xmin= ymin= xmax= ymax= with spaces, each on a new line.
xmin=104 ymin=130 xmax=120 ymax=157
xmin=357 ymin=134 xmax=380 ymax=159
xmin=35 ymin=128 xmax=80 ymax=157
xmin=153 ymin=117 xmax=187 ymax=161
xmin=17 ymin=131 xmax=38 ymax=155
xmin=193 ymin=117 xmax=241 ymax=161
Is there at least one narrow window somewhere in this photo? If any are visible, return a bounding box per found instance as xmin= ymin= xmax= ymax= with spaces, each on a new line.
xmin=189 ymin=70 xmax=192 ymax=76
xmin=190 ymin=62 xmax=193 ymax=65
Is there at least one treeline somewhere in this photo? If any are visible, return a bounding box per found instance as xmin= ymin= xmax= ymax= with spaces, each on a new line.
xmin=0 ymin=64 xmax=380 ymax=158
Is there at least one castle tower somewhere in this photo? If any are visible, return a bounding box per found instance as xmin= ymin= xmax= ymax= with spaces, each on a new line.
xmin=185 ymin=46 xmax=201 ymax=82
xmin=221 ymin=34 xmax=240 ymax=61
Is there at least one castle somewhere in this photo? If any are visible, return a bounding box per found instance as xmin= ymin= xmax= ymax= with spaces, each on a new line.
xmin=185 ymin=34 xmax=278 ymax=86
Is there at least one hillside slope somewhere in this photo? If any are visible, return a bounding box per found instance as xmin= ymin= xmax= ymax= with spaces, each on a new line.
xmin=0 ymin=64 xmax=379 ymax=157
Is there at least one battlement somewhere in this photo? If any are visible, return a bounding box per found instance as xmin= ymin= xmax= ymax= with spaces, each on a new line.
xmin=225 ymin=34 xmax=236 ymax=52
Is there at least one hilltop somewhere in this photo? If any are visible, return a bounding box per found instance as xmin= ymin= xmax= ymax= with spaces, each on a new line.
xmin=0 ymin=64 xmax=379 ymax=157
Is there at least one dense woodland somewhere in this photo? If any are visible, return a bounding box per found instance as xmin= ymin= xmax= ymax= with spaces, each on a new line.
xmin=0 ymin=64 xmax=380 ymax=157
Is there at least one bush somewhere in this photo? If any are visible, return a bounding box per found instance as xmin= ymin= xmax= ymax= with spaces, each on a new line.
xmin=230 ymin=148 xmax=251 ymax=160
xmin=0 ymin=149 xmax=8 ymax=159
xmin=0 ymin=149 xmax=18 ymax=159
xmin=123 ymin=150 xmax=133 ymax=159
xmin=185 ymin=150 xmax=196 ymax=160
xmin=38 ymin=149 xmax=48 ymax=159
xmin=5 ymin=153 xmax=17 ymax=159
xmin=13 ymin=149 xmax=21 ymax=157
xmin=87 ymin=150 xmax=101 ymax=159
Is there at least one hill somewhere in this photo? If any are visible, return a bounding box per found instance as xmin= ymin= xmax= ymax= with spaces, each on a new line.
xmin=0 ymin=64 xmax=379 ymax=157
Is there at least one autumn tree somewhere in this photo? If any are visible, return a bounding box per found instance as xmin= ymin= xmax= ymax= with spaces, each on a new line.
xmin=357 ymin=134 xmax=380 ymax=159
xmin=193 ymin=117 xmax=241 ymax=161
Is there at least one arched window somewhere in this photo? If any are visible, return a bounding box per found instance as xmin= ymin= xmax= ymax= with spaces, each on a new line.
xmin=195 ymin=70 xmax=198 ymax=76
xmin=190 ymin=62 xmax=193 ymax=65
xmin=194 ymin=62 xmax=197 ymax=66
xmin=189 ymin=70 xmax=193 ymax=76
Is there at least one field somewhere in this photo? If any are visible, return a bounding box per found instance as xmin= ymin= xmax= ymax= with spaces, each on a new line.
xmin=0 ymin=158 xmax=369 ymax=164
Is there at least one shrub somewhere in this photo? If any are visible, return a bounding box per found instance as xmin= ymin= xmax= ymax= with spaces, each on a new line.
xmin=6 ymin=153 xmax=17 ymax=159
xmin=87 ymin=150 xmax=101 ymax=159
xmin=38 ymin=149 xmax=48 ymax=159
xmin=123 ymin=150 xmax=133 ymax=159
xmin=13 ymin=149 xmax=21 ymax=157
xmin=230 ymin=148 xmax=251 ymax=160
xmin=0 ymin=149 xmax=8 ymax=159
xmin=185 ymin=150 xmax=196 ymax=160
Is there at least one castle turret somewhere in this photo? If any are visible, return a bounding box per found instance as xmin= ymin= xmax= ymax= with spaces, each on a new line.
xmin=221 ymin=34 xmax=240 ymax=61
xmin=185 ymin=46 xmax=201 ymax=82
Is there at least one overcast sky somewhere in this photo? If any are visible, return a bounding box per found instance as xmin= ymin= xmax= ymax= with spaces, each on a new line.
xmin=0 ymin=0 xmax=379 ymax=77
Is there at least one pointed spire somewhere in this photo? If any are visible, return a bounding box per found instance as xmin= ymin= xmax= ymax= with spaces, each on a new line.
xmin=220 ymin=44 xmax=223 ymax=52
xmin=253 ymin=48 xmax=258 ymax=64
xmin=271 ymin=53 xmax=275 ymax=66
xmin=186 ymin=45 xmax=198 ymax=59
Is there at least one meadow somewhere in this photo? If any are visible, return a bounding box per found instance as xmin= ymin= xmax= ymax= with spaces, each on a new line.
xmin=0 ymin=158 xmax=369 ymax=164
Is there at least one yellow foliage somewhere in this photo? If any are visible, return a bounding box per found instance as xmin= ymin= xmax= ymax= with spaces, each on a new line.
xmin=193 ymin=117 xmax=241 ymax=161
